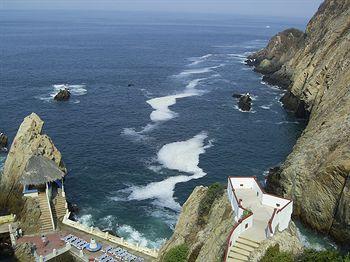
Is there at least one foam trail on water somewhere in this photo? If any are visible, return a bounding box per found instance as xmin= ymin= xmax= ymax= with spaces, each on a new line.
xmin=146 ymin=93 xmax=193 ymax=122
xmin=144 ymin=78 xmax=205 ymax=123
xmin=187 ymin=54 xmax=213 ymax=66
xmin=128 ymin=132 xmax=212 ymax=210
xmin=177 ymin=64 xmax=223 ymax=77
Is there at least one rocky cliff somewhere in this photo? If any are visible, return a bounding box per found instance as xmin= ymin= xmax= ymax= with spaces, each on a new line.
xmin=157 ymin=186 xmax=234 ymax=262
xmin=248 ymin=0 xmax=350 ymax=246
xmin=0 ymin=113 xmax=66 ymax=233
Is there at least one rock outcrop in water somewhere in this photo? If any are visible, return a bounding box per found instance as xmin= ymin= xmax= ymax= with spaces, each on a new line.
xmin=0 ymin=132 xmax=8 ymax=151
xmin=54 ymin=88 xmax=71 ymax=101
xmin=0 ymin=113 xmax=66 ymax=233
xmin=238 ymin=94 xmax=252 ymax=111
xmin=232 ymin=93 xmax=253 ymax=111
xmin=248 ymin=0 xmax=350 ymax=246
xmin=157 ymin=186 xmax=234 ymax=262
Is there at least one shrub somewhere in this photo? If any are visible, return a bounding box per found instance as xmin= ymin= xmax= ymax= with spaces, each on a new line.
xmin=259 ymin=246 xmax=350 ymax=262
xmin=197 ymin=182 xmax=224 ymax=226
xmin=297 ymin=249 xmax=347 ymax=262
xmin=243 ymin=208 xmax=252 ymax=217
xmin=260 ymin=244 xmax=294 ymax=262
xmin=163 ymin=243 xmax=189 ymax=262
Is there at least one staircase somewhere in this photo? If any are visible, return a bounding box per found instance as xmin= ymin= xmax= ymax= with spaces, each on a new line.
xmin=52 ymin=191 xmax=67 ymax=222
xmin=38 ymin=193 xmax=54 ymax=232
xmin=226 ymin=237 xmax=260 ymax=261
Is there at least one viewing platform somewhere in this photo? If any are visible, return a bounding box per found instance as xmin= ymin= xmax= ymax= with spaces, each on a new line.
xmin=224 ymin=176 xmax=293 ymax=261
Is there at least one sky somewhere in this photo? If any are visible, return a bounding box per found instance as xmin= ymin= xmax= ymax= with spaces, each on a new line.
xmin=2 ymin=0 xmax=324 ymax=18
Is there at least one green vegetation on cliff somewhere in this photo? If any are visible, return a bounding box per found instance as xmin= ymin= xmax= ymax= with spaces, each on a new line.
xmin=260 ymin=244 xmax=350 ymax=262
xmin=197 ymin=183 xmax=224 ymax=226
xmin=163 ymin=243 xmax=189 ymax=262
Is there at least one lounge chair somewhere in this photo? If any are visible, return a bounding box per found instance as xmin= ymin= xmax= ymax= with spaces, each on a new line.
xmin=67 ymin=236 xmax=78 ymax=244
xmin=104 ymin=246 xmax=113 ymax=253
xmin=60 ymin=234 xmax=74 ymax=242
xmin=77 ymin=240 xmax=88 ymax=250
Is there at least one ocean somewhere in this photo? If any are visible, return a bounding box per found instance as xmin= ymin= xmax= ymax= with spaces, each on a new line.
xmin=0 ymin=10 xmax=310 ymax=248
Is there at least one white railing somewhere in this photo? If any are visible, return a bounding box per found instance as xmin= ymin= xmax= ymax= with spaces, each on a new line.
xmin=262 ymin=194 xmax=290 ymax=209
xmin=224 ymin=211 xmax=254 ymax=262
xmin=46 ymin=183 xmax=55 ymax=231
xmin=267 ymin=200 xmax=293 ymax=236
xmin=62 ymin=212 xmax=158 ymax=258
xmin=227 ymin=176 xmax=293 ymax=253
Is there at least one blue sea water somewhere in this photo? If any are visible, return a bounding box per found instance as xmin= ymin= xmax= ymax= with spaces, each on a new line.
xmin=0 ymin=10 xmax=308 ymax=248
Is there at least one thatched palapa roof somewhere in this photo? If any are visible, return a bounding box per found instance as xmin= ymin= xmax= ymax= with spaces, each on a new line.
xmin=20 ymin=155 xmax=65 ymax=185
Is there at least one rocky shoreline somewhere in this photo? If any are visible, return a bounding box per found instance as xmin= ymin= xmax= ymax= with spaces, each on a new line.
xmin=246 ymin=0 xmax=349 ymax=248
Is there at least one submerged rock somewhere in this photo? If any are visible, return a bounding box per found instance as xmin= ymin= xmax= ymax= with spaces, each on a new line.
xmin=54 ymin=88 xmax=71 ymax=101
xmin=0 ymin=132 xmax=8 ymax=151
xmin=238 ymin=94 xmax=252 ymax=111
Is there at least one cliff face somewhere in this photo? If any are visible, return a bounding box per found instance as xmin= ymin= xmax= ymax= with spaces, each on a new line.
xmin=157 ymin=186 xmax=234 ymax=262
xmin=0 ymin=113 xmax=66 ymax=233
xmin=248 ymin=0 xmax=350 ymax=246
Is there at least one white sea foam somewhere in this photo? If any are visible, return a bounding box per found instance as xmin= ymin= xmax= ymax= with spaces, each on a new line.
xmin=146 ymin=93 xmax=191 ymax=122
xmin=233 ymin=105 xmax=256 ymax=113
xmin=260 ymin=103 xmax=273 ymax=110
xmin=128 ymin=132 xmax=212 ymax=210
xmin=187 ymin=54 xmax=213 ymax=66
xmin=148 ymin=208 xmax=178 ymax=230
xmin=78 ymin=214 xmax=94 ymax=227
xmin=117 ymin=224 xmax=166 ymax=249
xmin=36 ymin=83 xmax=87 ymax=103
xmin=146 ymin=78 xmax=205 ymax=122
xmin=177 ymin=64 xmax=223 ymax=77
xmin=276 ymin=121 xmax=300 ymax=125
xmin=296 ymin=225 xmax=337 ymax=251
xmin=52 ymin=84 xmax=87 ymax=97
xmin=122 ymin=123 xmax=158 ymax=142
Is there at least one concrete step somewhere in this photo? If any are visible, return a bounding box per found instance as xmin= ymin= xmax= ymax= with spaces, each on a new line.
xmin=228 ymin=252 xmax=249 ymax=261
xmin=226 ymin=256 xmax=248 ymax=262
xmin=239 ymin=236 xmax=260 ymax=245
xmin=236 ymin=238 xmax=260 ymax=248
xmin=231 ymin=247 xmax=251 ymax=257
xmin=234 ymin=242 xmax=255 ymax=252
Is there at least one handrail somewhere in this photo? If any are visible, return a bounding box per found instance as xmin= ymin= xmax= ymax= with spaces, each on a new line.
xmin=278 ymin=199 xmax=293 ymax=213
xmin=45 ymin=184 xmax=55 ymax=230
xmin=268 ymin=208 xmax=277 ymax=234
xmin=228 ymin=177 xmax=251 ymax=211
xmin=224 ymin=212 xmax=253 ymax=262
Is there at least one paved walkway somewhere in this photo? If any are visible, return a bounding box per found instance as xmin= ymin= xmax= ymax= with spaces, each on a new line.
xmin=17 ymin=226 xmax=153 ymax=261
xmin=235 ymin=189 xmax=274 ymax=242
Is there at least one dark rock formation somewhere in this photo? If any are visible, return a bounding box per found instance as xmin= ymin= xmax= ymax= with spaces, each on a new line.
xmin=54 ymin=88 xmax=71 ymax=101
xmin=238 ymin=94 xmax=252 ymax=111
xmin=0 ymin=132 xmax=8 ymax=151
xmin=249 ymin=0 xmax=350 ymax=246
xmin=0 ymin=113 xmax=66 ymax=234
